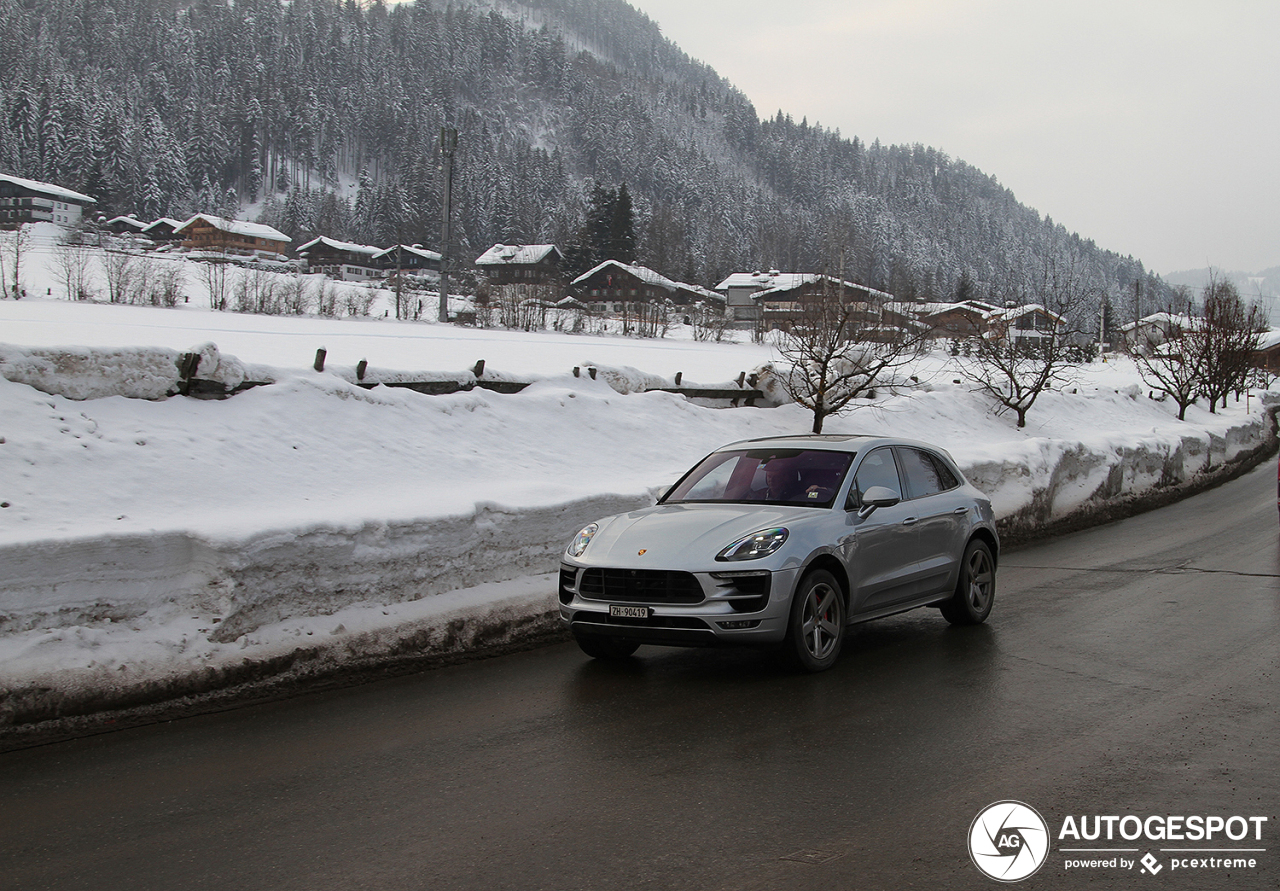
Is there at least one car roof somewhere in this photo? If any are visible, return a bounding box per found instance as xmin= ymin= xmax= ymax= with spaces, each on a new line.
xmin=714 ymin=433 xmax=958 ymax=463
xmin=715 ymin=433 xmax=879 ymax=451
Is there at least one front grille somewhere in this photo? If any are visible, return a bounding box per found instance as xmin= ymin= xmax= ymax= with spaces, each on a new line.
xmin=578 ymin=568 xmax=704 ymax=604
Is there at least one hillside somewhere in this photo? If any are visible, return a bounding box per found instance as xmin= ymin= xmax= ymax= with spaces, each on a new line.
xmin=1 ymin=0 xmax=1167 ymax=321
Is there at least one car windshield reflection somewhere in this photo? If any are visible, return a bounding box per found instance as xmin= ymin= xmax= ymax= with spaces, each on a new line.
xmin=662 ymin=448 xmax=855 ymax=508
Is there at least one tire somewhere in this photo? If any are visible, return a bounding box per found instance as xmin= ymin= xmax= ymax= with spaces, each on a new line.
xmin=574 ymin=634 xmax=640 ymax=660
xmin=940 ymin=539 xmax=996 ymax=625
xmin=780 ymin=569 xmax=845 ymax=672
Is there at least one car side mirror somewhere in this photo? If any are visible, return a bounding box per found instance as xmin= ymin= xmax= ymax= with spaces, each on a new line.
xmin=856 ymin=486 xmax=901 ymax=518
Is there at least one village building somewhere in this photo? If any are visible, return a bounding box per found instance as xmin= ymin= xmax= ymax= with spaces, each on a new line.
xmin=571 ymin=260 xmax=682 ymax=311
xmin=474 ymin=244 xmax=564 ymax=285
xmin=908 ymin=300 xmax=1005 ymax=339
xmin=296 ymin=236 xmax=383 ymax=281
xmin=740 ymin=273 xmax=896 ymax=331
xmin=673 ymin=281 xmax=727 ymax=310
xmin=988 ymin=303 xmax=1067 ymax=346
xmin=175 ymin=214 xmax=290 ymax=257
xmin=715 ymin=270 xmax=806 ymax=321
xmin=1254 ymin=329 xmax=1280 ymax=373
xmin=375 ymin=244 xmax=442 ymax=276
xmin=104 ymin=215 xmax=148 ymax=235
xmin=0 ymin=173 xmax=95 ymax=229
xmin=1119 ymin=311 xmax=1195 ymax=354
xmin=141 ymin=218 xmax=186 ymax=243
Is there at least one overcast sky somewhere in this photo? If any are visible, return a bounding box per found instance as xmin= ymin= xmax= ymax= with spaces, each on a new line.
xmin=628 ymin=0 xmax=1279 ymax=276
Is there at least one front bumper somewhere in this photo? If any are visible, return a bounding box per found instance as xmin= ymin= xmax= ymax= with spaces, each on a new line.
xmin=557 ymin=563 xmax=797 ymax=647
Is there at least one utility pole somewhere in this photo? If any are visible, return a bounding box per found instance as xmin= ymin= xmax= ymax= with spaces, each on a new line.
xmin=438 ymin=126 xmax=458 ymax=323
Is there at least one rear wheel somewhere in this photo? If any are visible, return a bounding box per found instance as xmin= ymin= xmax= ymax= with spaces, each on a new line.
xmin=940 ymin=539 xmax=996 ymax=625
xmin=574 ymin=634 xmax=640 ymax=660
xmin=780 ymin=569 xmax=845 ymax=672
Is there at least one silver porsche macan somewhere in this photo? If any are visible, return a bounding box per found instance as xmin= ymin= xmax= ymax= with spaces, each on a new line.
xmin=558 ymin=434 xmax=999 ymax=671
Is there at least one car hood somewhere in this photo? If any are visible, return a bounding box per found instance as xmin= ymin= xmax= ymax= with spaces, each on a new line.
xmin=577 ymin=502 xmax=823 ymax=568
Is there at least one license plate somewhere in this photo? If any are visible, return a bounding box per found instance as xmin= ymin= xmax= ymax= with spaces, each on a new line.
xmin=609 ymin=605 xmax=652 ymax=619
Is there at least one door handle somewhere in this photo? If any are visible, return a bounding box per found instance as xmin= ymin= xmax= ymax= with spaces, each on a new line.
xmin=902 ymin=517 xmax=918 ymax=526
xmin=953 ymin=507 xmax=969 ymax=515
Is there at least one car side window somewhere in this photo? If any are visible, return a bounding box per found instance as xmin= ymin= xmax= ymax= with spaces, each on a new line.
xmin=899 ymin=447 xmax=942 ymax=499
xmin=853 ymin=447 xmax=902 ymax=504
xmin=930 ymin=452 xmax=960 ymax=490
xmin=899 ymin=447 xmax=960 ymax=499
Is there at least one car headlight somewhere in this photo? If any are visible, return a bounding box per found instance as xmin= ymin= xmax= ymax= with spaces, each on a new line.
xmin=567 ymin=523 xmax=599 ymax=558
xmin=717 ymin=527 xmax=788 ymax=561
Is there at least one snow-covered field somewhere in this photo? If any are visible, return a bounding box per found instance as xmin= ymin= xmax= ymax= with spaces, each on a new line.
xmin=1 ymin=229 xmax=1276 ymax=727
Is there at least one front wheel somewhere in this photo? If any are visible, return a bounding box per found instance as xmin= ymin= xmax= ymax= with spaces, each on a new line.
xmin=780 ymin=569 xmax=845 ymax=672
xmin=940 ymin=539 xmax=996 ymax=625
xmin=574 ymin=634 xmax=640 ymax=660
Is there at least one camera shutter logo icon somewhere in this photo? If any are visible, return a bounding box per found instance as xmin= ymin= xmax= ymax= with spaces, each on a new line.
xmin=969 ymin=801 xmax=1050 ymax=882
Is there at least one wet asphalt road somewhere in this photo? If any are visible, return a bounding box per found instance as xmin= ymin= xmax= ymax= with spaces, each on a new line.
xmin=2 ymin=462 xmax=1277 ymax=890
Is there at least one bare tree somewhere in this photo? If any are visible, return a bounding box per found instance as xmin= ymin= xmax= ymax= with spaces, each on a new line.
xmin=201 ymin=258 xmax=231 ymax=311
xmin=958 ymin=256 xmax=1091 ymax=428
xmin=1 ymin=223 xmax=30 ymax=298
xmin=774 ymin=288 xmax=928 ymax=434
xmin=55 ymin=230 xmax=96 ymax=301
xmin=1192 ymin=277 xmax=1266 ymax=413
xmin=282 ymin=272 xmax=315 ymax=315
xmin=1134 ymin=325 xmax=1201 ymax=420
xmin=689 ymin=303 xmax=730 ymax=342
xmin=101 ymin=249 xmax=138 ymax=304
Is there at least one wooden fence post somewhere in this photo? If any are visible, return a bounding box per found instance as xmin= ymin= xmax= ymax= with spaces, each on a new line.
xmin=314 ymin=348 xmax=327 ymax=372
xmin=356 ymin=360 xmax=367 ymax=381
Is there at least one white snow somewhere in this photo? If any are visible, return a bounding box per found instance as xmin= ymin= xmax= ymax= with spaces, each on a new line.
xmin=0 ymin=226 xmax=1275 ymax=718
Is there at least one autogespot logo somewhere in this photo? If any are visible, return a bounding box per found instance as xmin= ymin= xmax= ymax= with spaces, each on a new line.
xmin=969 ymin=801 xmax=1051 ymax=882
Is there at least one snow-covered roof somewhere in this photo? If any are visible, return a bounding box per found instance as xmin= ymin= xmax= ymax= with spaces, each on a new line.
xmin=716 ymin=270 xmax=809 ymax=291
xmin=0 ymin=173 xmax=95 ymax=205
xmin=676 ymin=282 xmax=725 ymax=303
xmin=994 ymin=303 xmax=1065 ymax=323
xmin=1256 ymin=328 xmax=1280 ymax=351
xmin=297 ymin=236 xmax=382 ymax=258
xmin=749 ymin=274 xmax=893 ymax=303
xmin=1118 ymin=312 xmax=1195 ymax=333
xmin=910 ymin=300 xmax=1003 ymax=319
xmin=572 ymin=260 xmax=679 ymax=291
xmin=175 ymin=214 xmax=289 ymax=243
xmin=475 ymin=244 xmax=561 ymax=265
xmin=106 ymin=215 xmax=147 ymax=231
xmin=374 ymin=244 xmax=442 ymax=262
xmin=142 ymin=218 xmax=184 ymax=233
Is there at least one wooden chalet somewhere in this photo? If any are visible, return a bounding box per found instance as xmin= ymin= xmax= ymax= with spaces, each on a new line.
xmin=296 ymin=236 xmax=383 ymax=281
xmin=1254 ymin=329 xmax=1280 ymax=373
xmin=104 ymin=215 xmax=148 ymax=235
xmin=991 ymin=304 xmax=1067 ymax=346
xmin=175 ymin=214 xmax=290 ymax=257
xmin=141 ymin=218 xmax=186 ymax=243
xmin=375 ymin=244 xmax=442 ymax=275
xmin=571 ymin=260 xmax=681 ymax=310
xmin=0 ymin=173 xmax=95 ymax=229
xmin=911 ymin=300 xmax=1004 ymax=339
xmin=747 ymin=274 xmax=895 ymax=331
xmin=475 ymin=244 xmax=564 ymax=286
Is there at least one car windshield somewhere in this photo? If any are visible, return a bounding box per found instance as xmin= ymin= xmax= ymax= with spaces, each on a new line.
xmin=662 ymin=448 xmax=855 ymax=508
